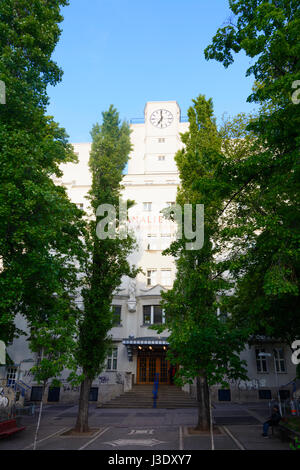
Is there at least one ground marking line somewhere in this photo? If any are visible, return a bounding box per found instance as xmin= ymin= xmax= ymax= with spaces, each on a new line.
xmin=179 ymin=426 xmax=184 ymax=450
xmin=78 ymin=427 xmax=110 ymax=451
xmin=22 ymin=427 xmax=69 ymax=450
xmin=221 ymin=426 xmax=245 ymax=450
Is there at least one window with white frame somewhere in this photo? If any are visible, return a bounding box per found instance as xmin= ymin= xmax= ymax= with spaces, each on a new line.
xmin=146 ymin=235 xmax=158 ymax=250
xmin=6 ymin=367 xmax=17 ymax=385
xmin=158 ymin=138 xmax=165 ymax=143
xmin=161 ymin=269 xmax=172 ymax=286
xmin=146 ymin=269 xmax=157 ymax=286
xmin=160 ymin=234 xmax=171 ymax=250
xmin=255 ymin=348 xmax=268 ymax=373
xmin=143 ymin=305 xmax=165 ymax=325
xmin=107 ymin=347 xmax=118 ymax=370
xmin=143 ymin=202 xmax=152 ymax=211
xmin=158 ymin=155 xmax=165 ymax=161
xmin=274 ymin=348 xmax=286 ymax=373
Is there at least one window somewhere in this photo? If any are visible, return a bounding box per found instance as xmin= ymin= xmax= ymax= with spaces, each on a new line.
xmin=112 ymin=305 xmax=121 ymax=326
xmin=255 ymin=348 xmax=268 ymax=373
xmin=158 ymin=155 xmax=165 ymax=161
xmin=218 ymin=389 xmax=231 ymax=401
xmin=274 ymin=348 xmax=286 ymax=373
xmin=143 ymin=305 xmax=165 ymax=325
xmin=76 ymin=203 xmax=84 ymax=210
xmin=160 ymin=234 xmax=171 ymax=250
xmin=279 ymin=390 xmax=290 ymax=400
xmin=158 ymin=138 xmax=165 ymax=143
xmin=147 ymin=269 xmax=157 ymax=286
xmin=47 ymin=387 xmax=60 ymax=402
xmin=30 ymin=386 xmax=43 ymax=402
xmin=107 ymin=347 xmax=118 ymax=370
xmin=143 ymin=202 xmax=152 ymax=211
xmin=153 ymin=306 xmax=163 ymax=324
xmin=166 ymin=202 xmax=175 ymax=207
xmin=6 ymin=367 xmax=17 ymax=386
xmin=259 ymin=390 xmax=272 ymax=400
xmin=161 ymin=269 xmax=172 ymax=286
xmin=146 ymin=235 xmax=158 ymax=250
xmin=143 ymin=305 xmax=151 ymax=325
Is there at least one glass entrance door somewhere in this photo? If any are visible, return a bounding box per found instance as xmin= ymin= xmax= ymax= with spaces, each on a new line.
xmin=137 ymin=352 xmax=169 ymax=384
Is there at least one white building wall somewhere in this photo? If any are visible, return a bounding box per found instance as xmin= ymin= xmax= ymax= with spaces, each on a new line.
xmin=2 ymin=101 xmax=297 ymax=404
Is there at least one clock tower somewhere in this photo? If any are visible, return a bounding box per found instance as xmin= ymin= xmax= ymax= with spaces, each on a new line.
xmin=127 ymin=101 xmax=185 ymax=175
xmin=145 ymin=101 xmax=181 ymax=134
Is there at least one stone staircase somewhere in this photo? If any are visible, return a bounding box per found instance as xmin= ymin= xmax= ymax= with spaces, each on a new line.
xmin=100 ymin=384 xmax=198 ymax=408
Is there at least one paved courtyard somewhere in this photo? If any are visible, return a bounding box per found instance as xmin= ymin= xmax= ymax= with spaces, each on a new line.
xmin=0 ymin=401 xmax=293 ymax=451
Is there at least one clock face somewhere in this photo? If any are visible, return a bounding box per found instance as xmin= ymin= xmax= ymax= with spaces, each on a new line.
xmin=150 ymin=109 xmax=173 ymax=128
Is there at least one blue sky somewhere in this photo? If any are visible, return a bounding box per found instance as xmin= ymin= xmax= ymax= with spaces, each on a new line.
xmin=47 ymin=0 xmax=257 ymax=143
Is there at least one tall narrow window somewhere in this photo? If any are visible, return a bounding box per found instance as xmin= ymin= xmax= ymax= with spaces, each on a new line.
xmin=107 ymin=348 xmax=118 ymax=370
xmin=147 ymin=235 xmax=158 ymax=250
xmin=255 ymin=348 xmax=268 ymax=373
xmin=153 ymin=306 xmax=163 ymax=324
xmin=6 ymin=367 xmax=17 ymax=386
xmin=112 ymin=305 xmax=121 ymax=326
xmin=274 ymin=348 xmax=286 ymax=373
xmin=143 ymin=305 xmax=152 ymax=325
xmin=161 ymin=269 xmax=172 ymax=286
xmin=147 ymin=269 xmax=157 ymax=286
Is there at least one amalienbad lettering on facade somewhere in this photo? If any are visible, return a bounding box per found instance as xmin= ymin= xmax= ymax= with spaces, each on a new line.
xmin=96 ymin=198 xmax=204 ymax=251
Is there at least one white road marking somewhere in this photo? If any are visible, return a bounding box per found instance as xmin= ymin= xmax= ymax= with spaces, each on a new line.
xmin=129 ymin=429 xmax=154 ymax=435
xmin=23 ymin=427 xmax=69 ymax=450
xmin=222 ymin=426 xmax=245 ymax=450
xmin=78 ymin=427 xmax=110 ymax=451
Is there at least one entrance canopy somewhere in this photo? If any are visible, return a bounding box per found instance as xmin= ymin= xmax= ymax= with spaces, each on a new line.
xmin=123 ymin=337 xmax=169 ymax=361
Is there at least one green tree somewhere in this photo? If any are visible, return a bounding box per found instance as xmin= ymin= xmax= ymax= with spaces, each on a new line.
xmin=73 ymin=106 xmax=138 ymax=433
xmin=204 ymin=0 xmax=300 ymax=343
xmin=0 ymin=0 xmax=86 ymax=387
xmin=156 ymin=96 xmax=248 ymax=431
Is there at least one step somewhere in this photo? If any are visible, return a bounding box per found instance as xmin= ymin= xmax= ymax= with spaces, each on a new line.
xmin=100 ymin=385 xmax=198 ymax=408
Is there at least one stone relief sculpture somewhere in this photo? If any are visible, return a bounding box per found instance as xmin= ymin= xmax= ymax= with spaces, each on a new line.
xmin=127 ymin=278 xmax=137 ymax=312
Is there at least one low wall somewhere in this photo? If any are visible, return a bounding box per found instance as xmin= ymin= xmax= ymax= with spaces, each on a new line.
xmin=97 ymin=384 xmax=123 ymax=405
xmin=188 ymin=383 xmax=295 ymax=403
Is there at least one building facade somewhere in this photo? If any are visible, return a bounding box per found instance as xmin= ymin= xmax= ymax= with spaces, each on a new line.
xmin=1 ymin=101 xmax=297 ymax=405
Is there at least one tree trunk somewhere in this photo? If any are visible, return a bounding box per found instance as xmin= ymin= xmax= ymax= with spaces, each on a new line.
xmin=74 ymin=375 xmax=92 ymax=433
xmin=195 ymin=374 xmax=210 ymax=431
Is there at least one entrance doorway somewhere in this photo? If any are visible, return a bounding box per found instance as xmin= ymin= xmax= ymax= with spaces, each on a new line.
xmin=137 ymin=351 xmax=169 ymax=384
